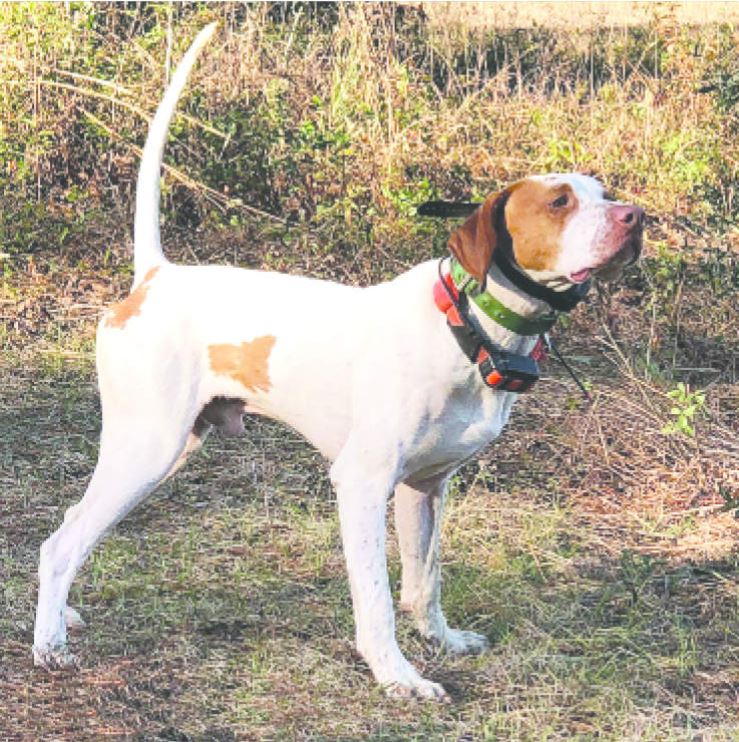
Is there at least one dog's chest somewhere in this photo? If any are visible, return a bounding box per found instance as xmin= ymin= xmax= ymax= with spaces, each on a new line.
xmin=401 ymin=380 xmax=517 ymax=480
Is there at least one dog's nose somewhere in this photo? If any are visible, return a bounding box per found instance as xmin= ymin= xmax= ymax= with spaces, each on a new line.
xmin=612 ymin=204 xmax=645 ymax=228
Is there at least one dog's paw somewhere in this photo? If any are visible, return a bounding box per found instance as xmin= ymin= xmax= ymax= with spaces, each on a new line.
xmin=363 ymin=647 xmax=450 ymax=702
xmin=436 ymin=627 xmax=489 ymax=656
xmin=33 ymin=643 xmax=78 ymax=670
xmin=384 ymin=675 xmax=450 ymax=702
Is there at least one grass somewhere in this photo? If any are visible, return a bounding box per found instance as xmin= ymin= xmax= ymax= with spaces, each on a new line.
xmin=1 ymin=3 xmax=739 ymax=740
xmin=1 ymin=324 xmax=738 ymax=739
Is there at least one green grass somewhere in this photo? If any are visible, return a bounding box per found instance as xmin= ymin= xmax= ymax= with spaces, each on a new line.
xmin=1 ymin=340 xmax=738 ymax=741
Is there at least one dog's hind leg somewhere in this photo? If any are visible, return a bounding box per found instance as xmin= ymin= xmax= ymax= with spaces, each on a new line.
xmin=161 ymin=418 xmax=211 ymax=483
xmin=394 ymin=475 xmax=489 ymax=655
xmin=33 ymin=398 xmax=197 ymax=669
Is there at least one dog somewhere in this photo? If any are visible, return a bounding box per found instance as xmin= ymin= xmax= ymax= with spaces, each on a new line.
xmin=33 ymin=24 xmax=644 ymax=700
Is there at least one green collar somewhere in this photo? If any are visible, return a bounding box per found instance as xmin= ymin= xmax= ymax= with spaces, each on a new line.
xmin=451 ymin=261 xmax=558 ymax=336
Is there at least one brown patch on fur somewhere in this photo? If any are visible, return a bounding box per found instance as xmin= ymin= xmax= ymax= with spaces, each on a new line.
xmin=504 ymin=180 xmax=577 ymax=271
xmin=448 ymin=190 xmax=510 ymax=282
xmin=105 ymin=267 xmax=160 ymax=329
xmin=208 ymin=336 xmax=276 ymax=393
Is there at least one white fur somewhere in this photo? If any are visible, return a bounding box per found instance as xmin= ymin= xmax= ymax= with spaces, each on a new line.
xmin=525 ymin=173 xmax=635 ymax=287
xmin=133 ymin=22 xmax=217 ymax=285
xmin=33 ymin=28 xmax=633 ymax=700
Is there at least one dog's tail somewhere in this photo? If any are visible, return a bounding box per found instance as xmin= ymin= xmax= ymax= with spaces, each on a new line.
xmin=133 ymin=22 xmax=217 ymax=285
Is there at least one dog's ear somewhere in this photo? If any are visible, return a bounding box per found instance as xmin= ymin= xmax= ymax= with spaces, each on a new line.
xmin=447 ymin=189 xmax=510 ymax=283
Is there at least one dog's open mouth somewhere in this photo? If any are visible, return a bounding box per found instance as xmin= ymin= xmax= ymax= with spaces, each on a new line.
xmin=574 ymin=234 xmax=642 ymax=284
xmin=569 ymin=268 xmax=591 ymax=283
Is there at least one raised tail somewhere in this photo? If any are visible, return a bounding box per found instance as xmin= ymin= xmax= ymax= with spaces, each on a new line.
xmin=133 ymin=22 xmax=217 ymax=285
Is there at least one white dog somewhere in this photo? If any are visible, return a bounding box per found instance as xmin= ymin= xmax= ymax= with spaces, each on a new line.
xmin=33 ymin=24 xmax=643 ymax=700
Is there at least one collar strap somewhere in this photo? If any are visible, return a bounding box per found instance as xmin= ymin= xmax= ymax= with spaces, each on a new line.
xmin=450 ymin=261 xmax=558 ymax=336
xmin=491 ymin=248 xmax=591 ymax=312
xmin=433 ymin=271 xmax=547 ymax=393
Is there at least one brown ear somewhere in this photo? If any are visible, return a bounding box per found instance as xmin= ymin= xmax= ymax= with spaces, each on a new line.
xmin=448 ymin=190 xmax=509 ymax=283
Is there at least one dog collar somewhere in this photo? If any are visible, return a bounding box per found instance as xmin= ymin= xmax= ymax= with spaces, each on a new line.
xmin=450 ymin=261 xmax=558 ymax=336
xmin=433 ymin=267 xmax=547 ymax=393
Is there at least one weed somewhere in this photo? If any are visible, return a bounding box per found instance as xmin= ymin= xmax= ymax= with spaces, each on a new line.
xmin=662 ymin=383 xmax=707 ymax=438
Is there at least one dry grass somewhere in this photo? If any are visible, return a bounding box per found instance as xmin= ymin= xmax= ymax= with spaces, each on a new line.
xmin=1 ymin=281 xmax=738 ymax=739
xmin=3 ymin=2 xmax=739 ymax=251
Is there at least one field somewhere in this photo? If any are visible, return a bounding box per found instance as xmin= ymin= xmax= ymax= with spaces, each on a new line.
xmin=1 ymin=3 xmax=738 ymax=740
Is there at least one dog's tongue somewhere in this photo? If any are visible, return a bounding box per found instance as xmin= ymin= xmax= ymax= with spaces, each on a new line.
xmin=570 ymin=269 xmax=591 ymax=283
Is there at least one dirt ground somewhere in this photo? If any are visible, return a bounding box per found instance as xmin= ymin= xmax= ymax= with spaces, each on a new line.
xmin=419 ymin=1 xmax=739 ymax=29
xmin=2 ymin=267 xmax=738 ymax=739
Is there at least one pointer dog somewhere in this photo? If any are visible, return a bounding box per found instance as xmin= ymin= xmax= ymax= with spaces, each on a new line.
xmin=33 ymin=25 xmax=644 ymax=700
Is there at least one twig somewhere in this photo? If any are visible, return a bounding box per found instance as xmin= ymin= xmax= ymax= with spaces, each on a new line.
xmin=595 ymin=326 xmax=664 ymax=415
xmin=39 ymin=76 xmax=228 ymax=139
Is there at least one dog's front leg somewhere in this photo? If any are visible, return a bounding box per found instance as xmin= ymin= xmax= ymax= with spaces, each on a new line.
xmin=395 ymin=475 xmax=489 ymax=656
xmin=331 ymin=452 xmax=448 ymax=701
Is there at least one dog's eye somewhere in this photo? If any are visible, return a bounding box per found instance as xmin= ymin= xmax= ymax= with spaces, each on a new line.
xmin=550 ymin=194 xmax=569 ymax=209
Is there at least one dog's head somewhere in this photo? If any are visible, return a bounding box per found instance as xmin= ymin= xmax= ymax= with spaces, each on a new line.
xmin=448 ymin=174 xmax=644 ymax=289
